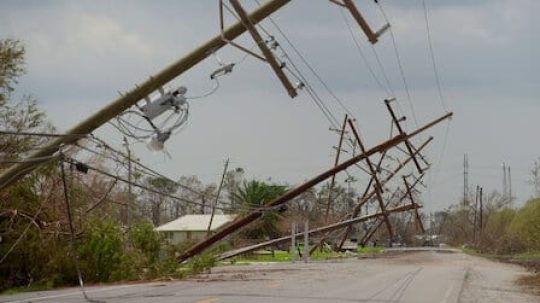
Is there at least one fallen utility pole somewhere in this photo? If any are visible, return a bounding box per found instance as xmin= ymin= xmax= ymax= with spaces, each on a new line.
xmin=385 ymin=98 xmax=423 ymax=174
xmin=309 ymin=151 xmax=385 ymax=255
xmin=177 ymin=112 xmax=451 ymax=262
xmin=314 ymin=136 xmax=431 ymax=253
xmin=0 ymin=0 xmax=291 ymax=191
xmin=347 ymin=118 xmax=394 ymax=239
xmin=337 ymin=136 xmax=434 ymax=249
xmin=403 ymin=175 xmax=425 ymax=233
xmin=360 ymin=174 xmax=425 ymax=245
xmin=218 ymin=203 xmax=421 ymax=260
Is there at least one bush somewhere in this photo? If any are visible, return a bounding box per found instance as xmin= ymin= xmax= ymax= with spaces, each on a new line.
xmin=78 ymin=218 xmax=123 ymax=282
xmin=128 ymin=221 xmax=161 ymax=264
xmin=509 ymin=199 xmax=540 ymax=252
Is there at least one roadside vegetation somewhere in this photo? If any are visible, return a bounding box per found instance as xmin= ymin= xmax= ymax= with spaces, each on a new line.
xmin=436 ymin=194 xmax=540 ymax=275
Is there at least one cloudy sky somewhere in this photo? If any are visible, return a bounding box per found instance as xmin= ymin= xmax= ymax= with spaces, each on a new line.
xmin=1 ymin=0 xmax=538 ymax=213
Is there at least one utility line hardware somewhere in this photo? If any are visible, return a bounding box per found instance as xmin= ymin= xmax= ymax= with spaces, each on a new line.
xmin=384 ymin=98 xmax=425 ymax=174
xmin=223 ymin=0 xmax=298 ymax=98
xmin=140 ymin=86 xmax=187 ymax=120
xmin=331 ymin=0 xmax=390 ymax=44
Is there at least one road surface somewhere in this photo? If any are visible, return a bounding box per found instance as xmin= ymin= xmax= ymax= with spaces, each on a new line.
xmin=1 ymin=249 xmax=538 ymax=303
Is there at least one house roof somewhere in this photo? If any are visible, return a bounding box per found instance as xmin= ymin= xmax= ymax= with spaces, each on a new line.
xmin=155 ymin=214 xmax=236 ymax=232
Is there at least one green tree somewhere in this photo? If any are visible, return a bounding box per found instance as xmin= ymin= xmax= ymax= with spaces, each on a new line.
xmin=0 ymin=39 xmax=59 ymax=291
xmin=128 ymin=220 xmax=161 ymax=263
xmin=233 ymin=180 xmax=286 ymax=240
xmin=78 ymin=219 xmax=123 ymax=282
xmin=509 ymin=198 xmax=540 ymax=252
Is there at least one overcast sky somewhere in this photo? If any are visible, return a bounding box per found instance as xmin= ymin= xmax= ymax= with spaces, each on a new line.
xmin=1 ymin=0 xmax=539 ymax=213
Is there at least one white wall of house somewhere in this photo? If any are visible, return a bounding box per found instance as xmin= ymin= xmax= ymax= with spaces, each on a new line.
xmin=163 ymin=230 xmax=209 ymax=245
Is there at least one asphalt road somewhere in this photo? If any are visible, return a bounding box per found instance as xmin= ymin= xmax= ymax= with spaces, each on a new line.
xmin=1 ymin=249 xmax=538 ymax=303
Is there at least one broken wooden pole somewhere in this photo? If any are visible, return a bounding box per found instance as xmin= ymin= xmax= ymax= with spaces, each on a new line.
xmin=403 ymin=175 xmax=425 ymax=233
xmin=218 ymin=203 xmax=421 ymax=260
xmin=338 ymin=136 xmax=433 ymax=249
xmin=177 ymin=112 xmax=451 ymax=262
xmin=347 ymin=118 xmax=394 ymax=239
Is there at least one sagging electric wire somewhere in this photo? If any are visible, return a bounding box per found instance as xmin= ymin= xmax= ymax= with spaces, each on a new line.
xmin=253 ymin=0 xmax=357 ymax=120
xmin=422 ymin=0 xmax=448 ymax=112
xmin=83 ymin=136 xmax=232 ymax=206
xmin=375 ymin=1 xmax=419 ymax=128
xmin=61 ymin=156 xmax=232 ymax=212
xmin=339 ymin=8 xmax=393 ymax=98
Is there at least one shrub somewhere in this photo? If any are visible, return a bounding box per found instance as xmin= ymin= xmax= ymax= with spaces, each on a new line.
xmin=128 ymin=221 xmax=161 ymax=264
xmin=78 ymin=218 xmax=123 ymax=282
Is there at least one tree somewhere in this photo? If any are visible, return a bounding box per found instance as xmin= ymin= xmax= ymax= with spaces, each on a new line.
xmin=0 ymin=39 xmax=61 ymax=290
xmin=530 ymin=158 xmax=540 ymax=198
xmin=0 ymin=39 xmax=25 ymax=105
xmin=143 ymin=176 xmax=179 ymax=225
xmin=233 ymin=180 xmax=286 ymax=240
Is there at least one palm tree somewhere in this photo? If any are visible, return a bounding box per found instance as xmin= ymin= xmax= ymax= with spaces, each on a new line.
xmin=233 ymin=180 xmax=286 ymax=240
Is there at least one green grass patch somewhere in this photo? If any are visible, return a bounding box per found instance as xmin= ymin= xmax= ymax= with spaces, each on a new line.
xmin=1 ymin=282 xmax=53 ymax=295
xmin=231 ymin=247 xmax=353 ymax=263
xmin=358 ymin=246 xmax=384 ymax=254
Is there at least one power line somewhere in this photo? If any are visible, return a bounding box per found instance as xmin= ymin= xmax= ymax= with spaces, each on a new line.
xmin=339 ymin=8 xmax=392 ymax=97
xmin=86 ymin=136 xmax=225 ymax=201
xmin=421 ymin=0 xmax=448 ymax=112
xmin=375 ymin=2 xmax=419 ymax=127
xmin=61 ymin=156 xmax=232 ymax=212
xmin=254 ymin=0 xmax=356 ymax=119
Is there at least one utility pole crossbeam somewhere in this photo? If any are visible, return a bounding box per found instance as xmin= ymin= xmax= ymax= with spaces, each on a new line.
xmin=403 ymin=175 xmax=425 ymax=233
xmin=0 ymin=0 xmax=292 ymax=191
xmin=332 ymin=0 xmax=390 ymax=44
xmin=228 ymin=0 xmax=298 ymax=98
xmin=384 ymin=98 xmax=423 ymax=174
xmin=347 ymin=118 xmax=393 ymax=239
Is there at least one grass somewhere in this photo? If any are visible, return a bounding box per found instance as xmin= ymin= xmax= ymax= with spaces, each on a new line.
xmin=228 ymin=245 xmax=385 ymax=264
xmin=1 ymin=282 xmax=53 ymax=295
xmin=358 ymin=246 xmax=384 ymax=254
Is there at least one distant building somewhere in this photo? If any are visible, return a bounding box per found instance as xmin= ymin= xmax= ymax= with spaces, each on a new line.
xmin=155 ymin=214 xmax=236 ymax=245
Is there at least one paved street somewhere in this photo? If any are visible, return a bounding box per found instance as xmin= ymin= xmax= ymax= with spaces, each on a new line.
xmin=1 ymin=250 xmax=538 ymax=303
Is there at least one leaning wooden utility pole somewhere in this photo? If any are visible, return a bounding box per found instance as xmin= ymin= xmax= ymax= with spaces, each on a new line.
xmin=207 ymin=158 xmax=229 ymax=237
xmin=403 ymin=175 xmax=425 ymax=233
xmin=217 ymin=203 xmax=420 ymax=260
xmin=347 ymin=118 xmax=394 ymax=239
xmin=229 ymin=0 xmax=298 ymax=98
xmin=325 ymin=114 xmax=349 ymax=223
xmin=177 ymin=112 xmax=452 ymax=262
xmin=337 ymin=137 xmax=434 ymax=249
xmin=0 ymin=0 xmax=291 ymax=191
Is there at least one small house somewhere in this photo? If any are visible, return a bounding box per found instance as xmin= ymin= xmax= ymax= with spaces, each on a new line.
xmin=155 ymin=214 xmax=236 ymax=245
